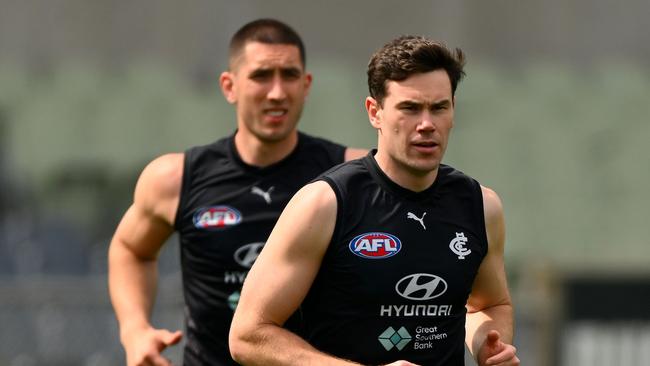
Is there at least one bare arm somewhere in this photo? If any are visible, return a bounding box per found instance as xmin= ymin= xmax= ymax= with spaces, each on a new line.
xmin=108 ymin=153 xmax=184 ymax=366
xmin=229 ymin=181 xmax=356 ymax=365
xmin=230 ymin=181 xmax=418 ymax=366
xmin=465 ymin=186 xmax=520 ymax=366
xmin=230 ymin=181 xmax=417 ymax=366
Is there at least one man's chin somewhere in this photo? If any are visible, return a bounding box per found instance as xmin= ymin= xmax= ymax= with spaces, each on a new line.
xmin=405 ymin=160 xmax=441 ymax=176
xmin=255 ymin=129 xmax=295 ymax=144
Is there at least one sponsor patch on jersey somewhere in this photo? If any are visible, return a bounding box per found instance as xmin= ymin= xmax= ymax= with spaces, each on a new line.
xmin=395 ymin=273 xmax=448 ymax=301
xmin=193 ymin=206 xmax=242 ymax=230
xmin=234 ymin=242 xmax=265 ymax=268
xmin=349 ymin=232 xmax=402 ymax=259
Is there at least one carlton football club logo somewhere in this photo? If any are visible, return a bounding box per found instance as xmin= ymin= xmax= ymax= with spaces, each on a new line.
xmin=349 ymin=232 xmax=402 ymax=259
xmin=449 ymin=232 xmax=471 ymax=259
xmin=193 ymin=206 xmax=242 ymax=230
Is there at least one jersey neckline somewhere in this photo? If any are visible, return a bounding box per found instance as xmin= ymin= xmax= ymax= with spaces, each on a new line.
xmin=227 ymin=130 xmax=305 ymax=174
xmin=362 ymin=149 xmax=443 ymax=202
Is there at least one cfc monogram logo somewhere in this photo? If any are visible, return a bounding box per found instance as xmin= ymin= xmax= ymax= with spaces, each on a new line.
xmin=449 ymin=232 xmax=471 ymax=259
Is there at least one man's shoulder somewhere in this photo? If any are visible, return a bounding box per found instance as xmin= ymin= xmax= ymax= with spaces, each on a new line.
xmin=480 ymin=185 xmax=503 ymax=216
xmin=297 ymin=131 xmax=341 ymax=146
xmin=297 ymin=131 xmax=346 ymax=152
xmin=182 ymin=135 xmax=234 ymax=169
xmin=439 ymin=163 xmax=480 ymax=186
xmin=292 ymin=131 xmax=347 ymax=167
xmin=186 ymin=135 xmax=232 ymax=155
xmin=135 ymin=153 xmax=184 ymax=217
xmin=144 ymin=153 xmax=185 ymax=182
xmin=316 ymin=157 xmax=369 ymax=195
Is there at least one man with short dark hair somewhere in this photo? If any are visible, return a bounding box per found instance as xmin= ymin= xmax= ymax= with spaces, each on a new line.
xmin=108 ymin=18 xmax=366 ymax=366
xmin=230 ymin=35 xmax=519 ymax=366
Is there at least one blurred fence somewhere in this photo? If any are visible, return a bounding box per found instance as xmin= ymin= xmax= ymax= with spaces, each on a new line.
xmin=0 ymin=244 xmax=184 ymax=366
xmin=557 ymin=274 xmax=650 ymax=365
xmin=5 ymin=263 xmax=650 ymax=365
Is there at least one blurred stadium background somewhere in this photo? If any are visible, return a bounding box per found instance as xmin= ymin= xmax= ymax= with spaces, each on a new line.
xmin=1 ymin=1 xmax=649 ymax=365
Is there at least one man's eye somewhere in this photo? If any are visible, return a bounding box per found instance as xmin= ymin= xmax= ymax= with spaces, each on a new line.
xmin=281 ymin=70 xmax=301 ymax=80
xmin=249 ymin=71 xmax=272 ymax=81
xmin=250 ymin=75 xmax=268 ymax=81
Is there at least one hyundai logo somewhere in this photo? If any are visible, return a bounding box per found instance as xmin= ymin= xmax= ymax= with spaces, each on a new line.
xmin=395 ymin=273 xmax=447 ymax=301
xmin=234 ymin=242 xmax=265 ymax=268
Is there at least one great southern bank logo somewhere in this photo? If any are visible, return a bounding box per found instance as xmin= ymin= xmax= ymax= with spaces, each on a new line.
xmin=378 ymin=326 xmax=412 ymax=351
xmin=349 ymin=232 xmax=402 ymax=259
xmin=193 ymin=206 xmax=242 ymax=230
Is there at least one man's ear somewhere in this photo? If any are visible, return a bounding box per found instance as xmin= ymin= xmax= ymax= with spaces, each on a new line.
xmin=366 ymin=96 xmax=382 ymax=129
xmin=219 ymin=71 xmax=237 ymax=104
xmin=303 ymin=72 xmax=313 ymax=98
xmin=451 ymin=95 xmax=456 ymax=128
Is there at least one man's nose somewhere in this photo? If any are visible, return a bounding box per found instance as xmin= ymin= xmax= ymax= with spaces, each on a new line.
xmin=267 ymin=75 xmax=287 ymax=101
xmin=416 ymin=112 xmax=436 ymax=132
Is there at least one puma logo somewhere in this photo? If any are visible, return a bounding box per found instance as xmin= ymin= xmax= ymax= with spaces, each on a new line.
xmin=407 ymin=212 xmax=427 ymax=230
xmin=251 ymin=186 xmax=275 ymax=204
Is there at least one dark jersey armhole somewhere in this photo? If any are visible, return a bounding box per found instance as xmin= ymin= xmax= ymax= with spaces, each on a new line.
xmin=335 ymin=145 xmax=346 ymax=164
xmin=318 ymin=176 xmax=344 ymax=249
xmin=173 ymin=150 xmax=192 ymax=231
xmin=473 ymin=180 xmax=489 ymax=258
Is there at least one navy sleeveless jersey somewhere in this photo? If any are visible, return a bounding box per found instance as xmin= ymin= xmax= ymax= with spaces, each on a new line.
xmin=174 ymin=132 xmax=345 ymax=365
xmin=302 ymin=151 xmax=487 ymax=366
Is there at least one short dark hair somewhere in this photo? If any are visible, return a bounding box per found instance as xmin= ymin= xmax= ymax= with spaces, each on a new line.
xmin=367 ymin=35 xmax=466 ymax=105
xmin=229 ymin=18 xmax=306 ymax=68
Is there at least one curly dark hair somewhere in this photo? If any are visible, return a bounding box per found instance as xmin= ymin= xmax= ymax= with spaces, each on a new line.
xmin=367 ymin=35 xmax=466 ymax=105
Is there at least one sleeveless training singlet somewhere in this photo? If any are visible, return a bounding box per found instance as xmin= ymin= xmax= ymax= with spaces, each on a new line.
xmin=302 ymin=151 xmax=488 ymax=365
xmin=174 ymin=132 xmax=345 ymax=365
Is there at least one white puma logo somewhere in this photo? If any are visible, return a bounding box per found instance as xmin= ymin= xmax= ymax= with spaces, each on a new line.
xmin=407 ymin=212 xmax=427 ymax=230
xmin=251 ymin=186 xmax=275 ymax=204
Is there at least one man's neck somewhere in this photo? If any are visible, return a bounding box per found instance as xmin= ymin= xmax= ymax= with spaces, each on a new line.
xmin=234 ymin=130 xmax=299 ymax=167
xmin=373 ymin=151 xmax=438 ymax=192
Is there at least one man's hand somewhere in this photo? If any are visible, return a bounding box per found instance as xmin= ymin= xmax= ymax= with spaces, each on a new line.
xmin=477 ymin=330 xmax=519 ymax=366
xmin=383 ymin=361 xmax=421 ymax=366
xmin=122 ymin=326 xmax=183 ymax=366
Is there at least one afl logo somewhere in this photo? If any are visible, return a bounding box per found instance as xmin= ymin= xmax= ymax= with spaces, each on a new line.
xmin=193 ymin=206 xmax=242 ymax=230
xmin=349 ymin=232 xmax=401 ymax=259
xmin=395 ymin=273 xmax=447 ymax=301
